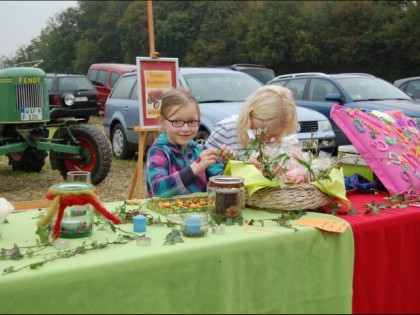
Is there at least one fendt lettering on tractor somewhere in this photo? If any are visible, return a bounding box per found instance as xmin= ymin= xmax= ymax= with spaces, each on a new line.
xmin=0 ymin=60 xmax=111 ymax=184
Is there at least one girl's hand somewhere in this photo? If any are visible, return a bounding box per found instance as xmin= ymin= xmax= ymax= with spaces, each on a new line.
xmin=247 ymin=156 xmax=261 ymax=170
xmin=191 ymin=149 xmax=219 ymax=175
xmin=218 ymin=144 xmax=236 ymax=162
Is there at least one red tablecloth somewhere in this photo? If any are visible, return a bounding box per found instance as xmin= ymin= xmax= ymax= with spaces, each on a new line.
xmin=336 ymin=191 xmax=420 ymax=314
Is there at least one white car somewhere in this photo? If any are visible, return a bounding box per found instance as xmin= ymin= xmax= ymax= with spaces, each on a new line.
xmin=103 ymin=67 xmax=335 ymax=159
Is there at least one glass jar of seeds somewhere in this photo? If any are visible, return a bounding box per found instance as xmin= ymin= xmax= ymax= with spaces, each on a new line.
xmin=207 ymin=175 xmax=244 ymax=223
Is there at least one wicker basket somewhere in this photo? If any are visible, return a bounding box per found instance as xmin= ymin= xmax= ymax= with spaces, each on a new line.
xmin=245 ymin=183 xmax=330 ymax=212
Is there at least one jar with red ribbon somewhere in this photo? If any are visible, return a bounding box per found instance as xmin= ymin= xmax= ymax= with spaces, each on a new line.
xmin=53 ymin=182 xmax=94 ymax=238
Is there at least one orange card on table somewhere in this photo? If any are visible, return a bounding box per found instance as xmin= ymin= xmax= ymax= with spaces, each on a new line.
xmin=295 ymin=217 xmax=349 ymax=233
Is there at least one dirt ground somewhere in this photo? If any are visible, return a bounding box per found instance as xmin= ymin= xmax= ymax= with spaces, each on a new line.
xmin=0 ymin=116 xmax=147 ymax=204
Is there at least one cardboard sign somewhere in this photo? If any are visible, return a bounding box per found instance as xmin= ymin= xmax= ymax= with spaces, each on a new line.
xmin=136 ymin=57 xmax=179 ymax=128
xmin=295 ymin=217 xmax=349 ymax=233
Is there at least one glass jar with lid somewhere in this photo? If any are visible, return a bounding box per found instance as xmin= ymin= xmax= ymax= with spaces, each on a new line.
xmin=53 ymin=182 xmax=94 ymax=238
xmin=207 ymin=175 xmax=245 ymax=223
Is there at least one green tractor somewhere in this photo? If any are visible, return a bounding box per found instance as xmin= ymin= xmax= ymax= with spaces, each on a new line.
xmin=0 ymin=61 xmax=111 ymax=185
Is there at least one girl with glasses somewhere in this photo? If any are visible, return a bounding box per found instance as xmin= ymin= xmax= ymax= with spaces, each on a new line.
xmin=145 ymin=88 xmax=234 ymax=198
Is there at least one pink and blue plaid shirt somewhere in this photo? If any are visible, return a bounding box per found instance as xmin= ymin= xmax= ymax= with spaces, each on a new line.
xmin=145 ymin=134 xmax=225 ymax=198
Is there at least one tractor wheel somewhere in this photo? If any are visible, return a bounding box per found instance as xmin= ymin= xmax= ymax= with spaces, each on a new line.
xmin=8 ymin=149 xmax=48 ymax=172
xmin=49 ymin=124 xmax=112 ymax=185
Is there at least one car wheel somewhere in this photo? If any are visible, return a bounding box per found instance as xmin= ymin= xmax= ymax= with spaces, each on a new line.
xmin=111 ymin=124 xmax=135 ymax=160
xmin=195 ymin=129 xmax=209 ymax=145
xmin=8 ymin=149 xmax=48 ymax=172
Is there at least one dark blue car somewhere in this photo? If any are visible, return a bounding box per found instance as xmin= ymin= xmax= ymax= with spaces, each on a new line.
xmin=266 ymin=72 xmax=420 ymax=150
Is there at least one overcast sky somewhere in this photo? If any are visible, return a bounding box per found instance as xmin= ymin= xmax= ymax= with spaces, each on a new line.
xmin=0 ymin=1 xmax=78 ymax=57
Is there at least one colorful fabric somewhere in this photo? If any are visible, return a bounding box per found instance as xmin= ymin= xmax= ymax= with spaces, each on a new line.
xmin=330 ymin=104 xmax=420 ymax=194
xmin=145 ymin=134 xmax=225 ymax=198
xmin=344 ymin=173 xmax=387 ymax=194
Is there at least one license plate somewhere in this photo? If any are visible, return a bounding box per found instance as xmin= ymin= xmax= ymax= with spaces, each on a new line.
xmin=300 ymin=138 xmax=319 ymax=150
xmin=20 ymin=107 xmax=42 ymax=121
xmin=75 ymin=96 xmax=88 ymax=102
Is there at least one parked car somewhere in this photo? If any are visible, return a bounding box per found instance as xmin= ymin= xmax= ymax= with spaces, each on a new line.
xmin=46 ymin=73 xmax=99 ymax=121
xmin=87 ymin=63 xmax=137 ymax=112
xmin=394 ymin=76 xmax=420 ymax=103
xmin=103 ymin=67 xmax=335 ymax=159
xmin=266 ymin=72 xmax=420 ymax=150
xmin=215 ymin=64 xmax=275 ymax=84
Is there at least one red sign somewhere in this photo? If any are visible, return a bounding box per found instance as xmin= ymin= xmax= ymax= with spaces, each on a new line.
xmin=136 ymin=57 xmax=179 ymax=128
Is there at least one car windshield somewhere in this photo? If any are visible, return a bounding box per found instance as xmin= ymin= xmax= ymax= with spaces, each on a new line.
xmin=183 ymin=73 xmax=262 ymax=102
xmin=57 ymin=76 xmax=95 ymax=91
xmin=337 ymin=77 xmax=412 ymax=102
xmin=239 ymin=68 xmax=275 ymax=84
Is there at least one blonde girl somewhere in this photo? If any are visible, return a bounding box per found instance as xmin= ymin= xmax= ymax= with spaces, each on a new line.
xmin=206 ymin=85 xmax=298 ymax=160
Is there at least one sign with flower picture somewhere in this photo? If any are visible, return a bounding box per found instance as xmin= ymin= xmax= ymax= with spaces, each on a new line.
xmin=330 ymin=104 xmax=420 ymax=195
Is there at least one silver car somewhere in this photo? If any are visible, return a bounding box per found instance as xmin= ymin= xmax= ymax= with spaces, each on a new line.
xmin=103 ymin=67 xmax=335 ymax=159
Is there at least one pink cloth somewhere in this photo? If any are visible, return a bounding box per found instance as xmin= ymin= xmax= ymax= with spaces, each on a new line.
xmin=330 ymin=104 xmax=420 ymax=194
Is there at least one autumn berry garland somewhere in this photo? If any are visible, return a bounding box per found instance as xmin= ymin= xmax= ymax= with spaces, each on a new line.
xmin=37 ymin=186 xmax=121 ymax=239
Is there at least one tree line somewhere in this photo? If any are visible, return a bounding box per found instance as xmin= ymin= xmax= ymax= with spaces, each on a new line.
xmin=1 ymin=0 xmax=419 ymax=82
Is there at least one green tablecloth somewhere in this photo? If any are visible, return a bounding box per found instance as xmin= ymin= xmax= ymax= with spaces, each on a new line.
xmin=0 ymin=202 xmax=354 ymax=314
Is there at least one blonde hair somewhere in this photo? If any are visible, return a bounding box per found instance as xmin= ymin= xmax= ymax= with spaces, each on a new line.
xmin=160 ymin=88 xmax=200 ymax=119
xmin=237 ymin=85 xmax=298 ymax=147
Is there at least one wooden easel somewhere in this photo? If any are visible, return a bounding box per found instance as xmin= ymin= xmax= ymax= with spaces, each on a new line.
xmin=127 ymin=126 xmax=159 ymax=199
xmin=127 ymin=1 xmax=162 ymax=199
